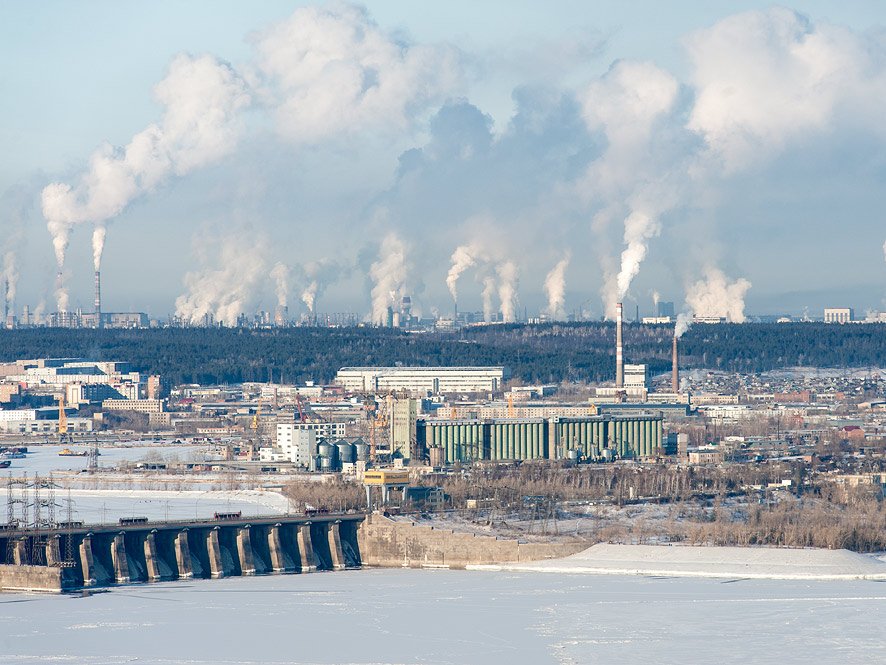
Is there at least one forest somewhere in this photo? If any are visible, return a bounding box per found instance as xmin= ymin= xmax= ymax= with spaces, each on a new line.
xmin=0 ymin=321 xmax=884 ymax=387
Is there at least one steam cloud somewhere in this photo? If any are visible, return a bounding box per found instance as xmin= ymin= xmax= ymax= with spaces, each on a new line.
xmin=544 ymin=253 xmax=570 ymax=319
xmin=301 ymin=259 xmax=341 ymax=314
xmin=369 ymin=233 xmax=409 ymax=324
xmin=269 ymin=262 xmax=290 ymax=308
xmin=446 ymin=243 xmax=482 ymax=304
xmin=92 ymin=225 xmax=106 ymax=272
xmin=42 ymin=53 xmax=250 ymax=311
xmin=496 ymin=261 xmax=519 ymax=323
xmin=685 ymin=268 xmax=752 ymax=323
xmin=2 ymin=251 xmax=16 ymax=314
xmin=481 ymin=274 xmax=496 ymax=323
xmin=175 ymin=232 xmax=266 ymax=326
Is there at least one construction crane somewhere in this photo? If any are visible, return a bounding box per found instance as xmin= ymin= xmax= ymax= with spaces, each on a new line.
xmin=507 ymin=392 xmax=515 ymax=418
xmin=57 ymin=395 xmax=71 ymax=444
xmin=368 ymin=394 xmax=391 ymax=463
xmin=294 ymin=394 xmax=308 ymax=423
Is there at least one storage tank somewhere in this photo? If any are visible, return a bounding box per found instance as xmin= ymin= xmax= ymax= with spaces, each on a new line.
xmin=318 ymin=441 xmax=338 ymax=463
xmin=355 ymin=442 xmax=370 ymax=461
xmin=319 ymin=455 xmax=335 ymax=472
xmin=337 ymin=441 xmax=356 ymax=464
xmin=566 ymin=449 xmax=580 ymax=462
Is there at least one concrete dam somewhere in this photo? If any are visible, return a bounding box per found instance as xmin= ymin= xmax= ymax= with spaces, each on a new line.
xmin=0 ymin=513 xmax=364 ymax=592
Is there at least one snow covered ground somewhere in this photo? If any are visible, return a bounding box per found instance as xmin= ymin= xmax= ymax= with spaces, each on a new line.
xmin=1 ymin=569 xmax=884 ymax=664
xmin=471 ymin=543 xmax=886 ymax=580
xmin=52 ymin=488 xmax=292 ymax=522
xmin=2 ymin=443 xmax=212 ymax=477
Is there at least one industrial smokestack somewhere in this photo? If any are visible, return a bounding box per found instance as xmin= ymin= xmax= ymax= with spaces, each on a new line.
xmin=94 ymin=270 xmax=102 ymax=327
xmin=616 ymin=302 xmax=624 ymax=389
xmin=672 ymin=333 xmax=679 ymax=392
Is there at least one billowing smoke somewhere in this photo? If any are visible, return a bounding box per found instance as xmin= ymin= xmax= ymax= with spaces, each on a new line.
xmin=92 ymin=225 xmax=106 ymax=272
xmin=269 ymin=262 xmax=290 ymax=308
xmin=544 ymin=253 xmax=570 ymax=319
xmin=54 ymin=272 xmax=69 ymax=313
xmin=581 ymin=61 xmax=679 ymax=319
xmin=652 ymin=290 xmax=660 ymax=309
xmin=615 ymin=210 xmax=660 ymax=302
xmin=42 ymin=53 xmax=250 ymax=311
xmin=496 ymin=261 xmax=519 ymax=323
xmin=446 ymin=243 xmax=482 ymax=304
xmin=685 ymin=268 xmax=752 ymax=322
xmin=252 ymin=3 xmax=462 ymax=144
xmin=674 ymin=312 xmax=692 ymax=338
xmin=481 ymin=274 xmax=496 ymax=323
xmin=2 ymin=251 xmax=17 ymax=312
xmin=301 ymin=258 xmax=342 ymax=314
xmin=369 ymin=233 xmax=409 ymax=324
xmin=175 ymin=232 xmax=266 ymax=326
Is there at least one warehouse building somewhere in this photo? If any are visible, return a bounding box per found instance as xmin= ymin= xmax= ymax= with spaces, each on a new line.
xmin=335 ymin=366 xmax=509 ymax=394
xmin=416 ymin=413 xmax=664 ymax=464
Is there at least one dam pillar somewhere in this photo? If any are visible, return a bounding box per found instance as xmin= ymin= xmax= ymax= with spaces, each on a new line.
xmin=208 ymin=527 xmax=225 ymax=579
xmin=144 ymin=531 xmax=161 ymax=582
xmin=13 ymin=538 xmax=28 ymax=566
xmin=175 ymin=530 xmax=192 ymax=579
xmin=297 ymin=523 xmax=317 ymax=573
xmin=112 ymin=532 xmax=130 ymax=584
xmin=45 ymin=535 xmax=62 ymax=566
xmin=268 ymin=524 xmax=287 ymax=573
xmin=80 ymin=535 xmax=96 ymax=587
xmin=237 ymin=526 xmax=256 ymax=576
xmin=327 ymin=521 xmax=346 ymax=571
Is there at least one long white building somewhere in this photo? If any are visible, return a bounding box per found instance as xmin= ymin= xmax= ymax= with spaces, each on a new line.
xmin=335 ymin=366 xmax=508 ymax=395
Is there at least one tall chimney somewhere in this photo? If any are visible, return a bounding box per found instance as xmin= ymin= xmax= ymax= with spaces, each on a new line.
xmin=615 ymin=302 xmax=624 ymax=389
xmin=94 ymin=270 xmax=102 ymax=327
xmin=672 ymin=333 xmax=679 ymax=392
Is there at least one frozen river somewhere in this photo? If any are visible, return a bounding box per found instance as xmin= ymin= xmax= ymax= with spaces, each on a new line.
xmin=1 ymin=569 xmax=884 ymax=664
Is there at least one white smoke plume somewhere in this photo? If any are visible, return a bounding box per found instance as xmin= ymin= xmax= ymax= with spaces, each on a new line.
xmin=674 ymin=311 xmax=692 ymax=338
xmin=269 ymin=262 xmax=290 ymax=308
xmin=615 ymin=211 xmax=660 ymax=302
xmin=92 ymin=225 xmax=106 ymax=272
xmin=481 ymin=274 xmax=496 ymax=323
xmin=685 ymin=268 xmax=752 ymax=323
xmin=175 ymin=232 xmax=266 ymax=326
xmin=301 ymin=259 xmax=342 ymax=314
xmin=652 ymin=290 xmax=660 ymax=309
xmin=42 ymin=53 xmax=250 ymax=311
xmin=446 ymin=243 xmax=482 ymax=304
xmin=581 ymin=61 xmax=679 ymax=319
xmin=544 ymin=253 xmax=570 ymax=319
xmin=2 ymin=251 xmax=17 ymax=312
xmin=252 ymin=3 xmax=463 ymax=144
xmin=882 ymin=239 xmax=886 ymax=263
xmin=54 ymin=272 xmax=69 ymax=313
xmin=369 ymin=233 xmax=409 ymax=325
xmin=496 ymin=261 xmax=519 ymax=323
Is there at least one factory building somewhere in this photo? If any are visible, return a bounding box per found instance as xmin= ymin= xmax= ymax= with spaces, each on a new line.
xmin=335 ymin=366 xmax=508 ymax=395
xmin=269 ymin=424 xmax=317 ymax=466
xmin=416 ymin=413 xmax=664 ymax=464
xmin=824 ymin=308 xmax=854 ymax=323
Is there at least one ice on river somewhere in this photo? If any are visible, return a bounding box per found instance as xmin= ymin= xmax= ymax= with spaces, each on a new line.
xmin=1 ymin=569 xmax=885 ymax=664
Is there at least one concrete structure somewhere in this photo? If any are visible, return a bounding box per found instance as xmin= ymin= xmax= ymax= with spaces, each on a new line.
xmin=272 ymin=424 xmax=317 ymax=466
xmin=0 ymin=513 xmax=362 ymax=592
xmin=417 ymin=413 xmax=664 ymax=463
xmin=824 ymin=308 xmax=854 ymax=324
xmin=335 ymin=366 xmax=508 ymax=395
xmin=615 ymin=302 xmax=624 ymax=389
xmin=390 ymin=397 xmax=418 ymax=459
xmin=358 ymin=514 xmax=584 ymax=569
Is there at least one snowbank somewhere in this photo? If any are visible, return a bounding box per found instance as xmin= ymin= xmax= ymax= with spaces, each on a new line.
xmin=469 ymin=543 xmax=886 ymax=580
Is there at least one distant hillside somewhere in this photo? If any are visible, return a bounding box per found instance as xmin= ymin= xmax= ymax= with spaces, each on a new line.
xmin=0 ymin=322 xmax=884 ymax=387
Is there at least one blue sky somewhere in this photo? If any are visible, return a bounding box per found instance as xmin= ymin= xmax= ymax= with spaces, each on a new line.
xmin=2 ymin=1 xmax=886 ymax=322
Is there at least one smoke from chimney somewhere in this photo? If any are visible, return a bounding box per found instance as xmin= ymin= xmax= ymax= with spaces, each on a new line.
xmin=672 ymin=333 xmax=679 ymax=392
xmin=616 ymin=302 xmax=624 ymax=389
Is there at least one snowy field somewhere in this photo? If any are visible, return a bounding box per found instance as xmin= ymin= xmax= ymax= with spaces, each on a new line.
xmin=1 ymin=569 xmax=885 ymax=664
xmin=473 ymin=543 xmax=886 ymax=580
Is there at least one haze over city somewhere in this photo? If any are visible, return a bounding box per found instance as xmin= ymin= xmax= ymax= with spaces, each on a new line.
xmin=3 ymin=1 xmax=886 ymax=322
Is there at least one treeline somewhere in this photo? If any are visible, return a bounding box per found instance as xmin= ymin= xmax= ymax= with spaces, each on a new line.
xmin=0 ymin=321 xmax=884 ymax=386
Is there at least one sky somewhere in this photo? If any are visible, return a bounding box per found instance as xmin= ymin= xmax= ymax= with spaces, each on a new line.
xmin=2 ymin=1 xmax=886 ymax=323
